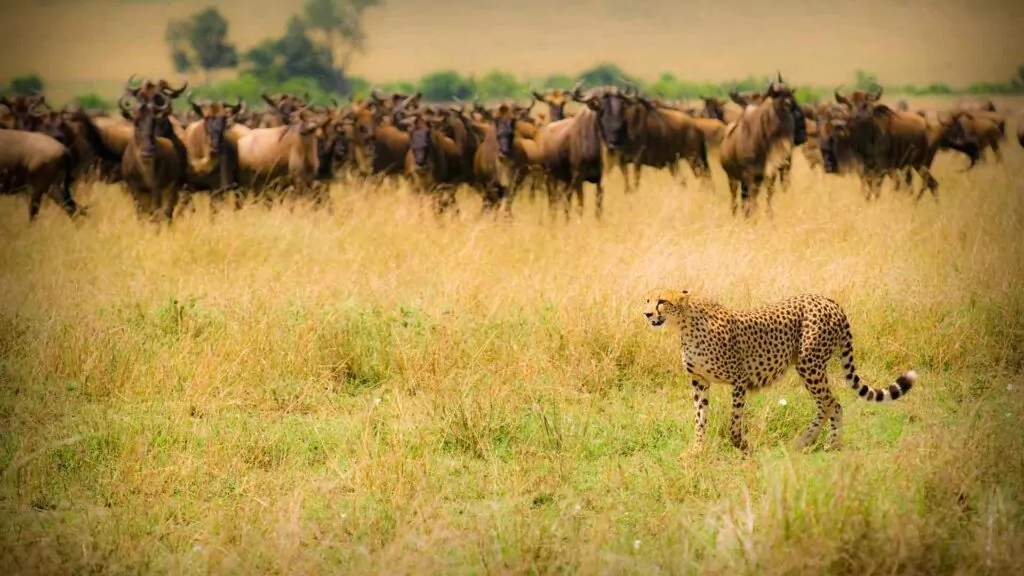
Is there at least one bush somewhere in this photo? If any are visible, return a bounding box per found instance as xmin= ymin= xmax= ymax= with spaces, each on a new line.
xmin=7 ymin=74 xmax=45 ymax=95
xmin=73 ymin=93 xmax=114 ymax=111
xmin=418 ymin=70 xmax=476 ymax=102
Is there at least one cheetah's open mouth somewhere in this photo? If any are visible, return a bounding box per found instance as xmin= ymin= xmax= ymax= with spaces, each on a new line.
xmin=649 ymin=317 xmax=665 ymax=327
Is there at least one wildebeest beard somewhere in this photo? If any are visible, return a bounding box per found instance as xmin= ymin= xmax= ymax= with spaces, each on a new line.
xmin=791 ymin=102 xmax=808 ymax=146
xmin=410 ymin=127 xmax=432 ymax=170
xmin=495 ymin=118 xmax=516 ymax=159
xmin=598 ymin=94 xmax=630 ymax=152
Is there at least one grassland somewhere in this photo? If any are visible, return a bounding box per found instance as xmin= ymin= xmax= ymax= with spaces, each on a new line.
xmin=2 ymin=138 xmax=1024 ymax=574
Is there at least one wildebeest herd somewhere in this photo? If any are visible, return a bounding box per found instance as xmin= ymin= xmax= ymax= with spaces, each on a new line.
xmin=0 ymin=72 xmax=1019 ymax=223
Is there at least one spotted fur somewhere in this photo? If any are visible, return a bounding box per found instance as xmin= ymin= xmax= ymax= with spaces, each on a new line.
xmin=643 ymin=289 xmax=916 ymax=452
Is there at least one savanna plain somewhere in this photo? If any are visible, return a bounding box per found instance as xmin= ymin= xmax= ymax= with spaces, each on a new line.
xmin=2 ymin=125 xmax=1024 ymax=574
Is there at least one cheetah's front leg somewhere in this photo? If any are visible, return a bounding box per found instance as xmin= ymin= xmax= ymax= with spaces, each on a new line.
xmin=729 ymin=385 xmax=750 ymax=452
xmin=689 ymin=374 xmax=710 ymax=447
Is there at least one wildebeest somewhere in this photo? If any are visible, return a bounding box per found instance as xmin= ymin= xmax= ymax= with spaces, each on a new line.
xmin=945 ymin=110 xmax=1003 ymax=165
xmin=592 ymin=85 xmax=711 ymax=193
xmin=697 ymin=96 xmax=743 ymax=124
xmin=119 ymin=76 xmax=189 ymax=223
xmin=823 ymin=89 xmax=964 ymax=201
xmin=178 ymin=95 xmax=246 ymax=213
xmin=532 ymin=87 xmax=578 ymax=123
xmin=0 ymin=94 xmax=49 ymax=130
xmin=0 ymin=129 xmax=82 ymax=220
xmin=720 ymin=75 xmax=807 ymax=217
xmin=469 ymin=102 xmax=541 ymax=215
xmin=536 ymin=87 xmax=605 ymax=220
xmin=258 ymin=90 xmax=309 ymax=128
xmin=235 ymin=107 xmax=330 ymax=204
xmin=1018 ymin=115 xmax=1024 ymax=149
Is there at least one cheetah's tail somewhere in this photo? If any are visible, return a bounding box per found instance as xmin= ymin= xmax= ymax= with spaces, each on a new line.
xmin=841 ymin=326 xmax=916 ymax=402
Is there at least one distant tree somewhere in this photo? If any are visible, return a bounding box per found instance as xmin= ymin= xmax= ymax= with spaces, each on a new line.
xmin=853 ymin=69 xmax=880 ymax=92
xmin=476 ymin=70 xmax=521 ymax=100
xmin=245 ymin=16 xmax=341 ymax=93
xmin=303 ymin=0 xmax=382 ymax=70
xmin=578 ymin=63 xmax=637 ymax=89
xmin=73 ymin=92 xmax=113 ymax=111
xmin=165 ymin=7 xmax=238 ymax=84
xmin=418 ymin=70 xmax=475 ymax=101
xmin=8 ymin=74 xmax=45 ymax=95
xmin=541 ymin=74 xmax=574 ymax=90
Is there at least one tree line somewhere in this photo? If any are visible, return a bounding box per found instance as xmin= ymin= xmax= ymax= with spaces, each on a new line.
xmin=2 ymin=0 xmax=1023 ymax=108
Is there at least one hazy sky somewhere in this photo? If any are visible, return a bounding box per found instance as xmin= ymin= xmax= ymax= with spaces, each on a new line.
xmin=0 ymin=0 xmax=1021 ymax=86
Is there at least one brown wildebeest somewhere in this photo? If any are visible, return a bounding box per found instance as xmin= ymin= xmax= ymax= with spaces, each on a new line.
xmin=235 ymin=107 xmax=330 ymax=205
xmin=178 ymin=95 xmax=246 ymax=213
xmin=820 ymin=95 xmax=964 ymax=201
xmin=532 ymin=86 xmax=579 ymax=123
xmin=590 ymin=85 xmax=711 ymax=193
xmin=258 ymin=90 xmax=309 ymax=128
xmin=469 ymin=102 xmax=541 ymax=215
xmin=369 ymin=94 xmax=421 ymax=178
xmin=119 ymin=77 xmax=189 ymax=223
xmin=0 ymin=93 xmax=49 ymax=130
xmin=535 ymin=87 xmax=605 ymax=220
xmin=0 ymin=130 xmax=82 ymax=220
xmin=697 ymin=96 xmax=742 ymax=124
xmin=401 ymin=110 xmax=465 ymax=215
xmin=946 ymin=110 xmax=1004 ymax=164
xmin=720 ymin=76 xmax=807 ymax=218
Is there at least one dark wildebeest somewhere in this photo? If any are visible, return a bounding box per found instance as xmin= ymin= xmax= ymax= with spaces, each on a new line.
xmin=719 ymin=76 xmax=807 ymax=218
xmin=178 ymin=95 xmax=246 ymax=214
xmin=0 ymin=130 xmax=82 ymax=220
xmin=119 ymin=76 xmax=189 ymax=223
xmin=1017 ymin=115 xmax=1024 ymax=149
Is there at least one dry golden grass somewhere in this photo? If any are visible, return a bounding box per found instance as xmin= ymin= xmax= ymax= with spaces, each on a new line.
xmin=2 ymin=139 xmax=1024 ymax=574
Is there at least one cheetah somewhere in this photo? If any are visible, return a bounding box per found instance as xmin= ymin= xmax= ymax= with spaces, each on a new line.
xmin=642 ymin=289 xmax=916 ymax=452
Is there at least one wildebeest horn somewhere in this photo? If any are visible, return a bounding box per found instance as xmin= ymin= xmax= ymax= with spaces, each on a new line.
xmin=834 ymin=86 xmax=852 ymax=107
xmin=777 ymin=71 xmax=784 ymax=83
xmin=868 ymin=86 xmax=883 ymax=102
xmin=186 ymin=91 xmax=203 ymax=116
xmin=163 ymin=80 xmax=188 ymax=99
xmin=570 ymin=80 xmax=584 ymax=98
xmin=125 ymin=73 xmax=141 ymax=96
xmin=370 ymin=87 xmax=386 ymax=104
xmin=230 ymin=96 xmax=245 ymax=115
xmin=117 ymin=93 xmax=134 ymax=113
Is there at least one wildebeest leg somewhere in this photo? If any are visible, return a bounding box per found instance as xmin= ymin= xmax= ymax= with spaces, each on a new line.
xmin=777 ymin=155 xmax=792 ymax=193
xmin=28 ymin=185 xmax=46 ymax=221
xmin=764 ymin=174 xmax=776 ymax=218
xmin=741 ymin=176 xmax=761 ymax=219
xmin=668 ymin=161 xmax=680 ymax=187
xmin=915 ymin=167 xmax=938 ymax=202
xmin=595 ymin=182 xmax=604 ymax=220
xmin=45 ymin=164 xmax=80 ymax=219
xmin=632 ymin=163 xmax=642 ymax=192
xmin=160 ymin=186 xmax=179 ymax=224
xmin=619 ymin=156 xmax=632 ymax=194
xmin=991 ymin=140 xmax=1002 ymax=163
xmin=728 ymin=179 xmax=740 ymax=216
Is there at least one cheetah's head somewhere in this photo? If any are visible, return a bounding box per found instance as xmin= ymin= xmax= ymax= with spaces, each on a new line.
xmin=643 ymin=289 xmax=690 ymax=328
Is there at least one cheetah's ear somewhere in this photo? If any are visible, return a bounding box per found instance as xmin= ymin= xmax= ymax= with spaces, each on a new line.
xmin=659 ymin=289 xmax=691 ymax=306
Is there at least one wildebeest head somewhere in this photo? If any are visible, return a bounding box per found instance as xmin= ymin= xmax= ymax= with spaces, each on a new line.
xmin=371 ymin=89 xmax=422 ymax=114
xmin=699 ymin=96 xmax=728 ymax=121
xmin=34 ymin=108 xmax=78 ymax=148
xmin=401 ymin=113 xmax=438 ymax=173
xmin=834 ymin=85 xmax=883 ymax=116
xmin=764 ymin=73 xmax=807 ymax=146
xmin=0 ymin=93 xmax=51 ymax=130
xmin=189 ymin=94 xmax=244 ymax=155
xmin=490 ymin=103 xmax=523 ymax=160
xmin=574 ymin=84 xmax=634 ymax=152
xmin=261 ymin=90 xmax=309 ymax=121
xmin=532 ymin=85 xmax=578 ymax=122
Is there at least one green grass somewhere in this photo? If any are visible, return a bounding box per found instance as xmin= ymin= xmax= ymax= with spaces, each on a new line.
xmin=1 ymin=137 xmax=1024 ymax=573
